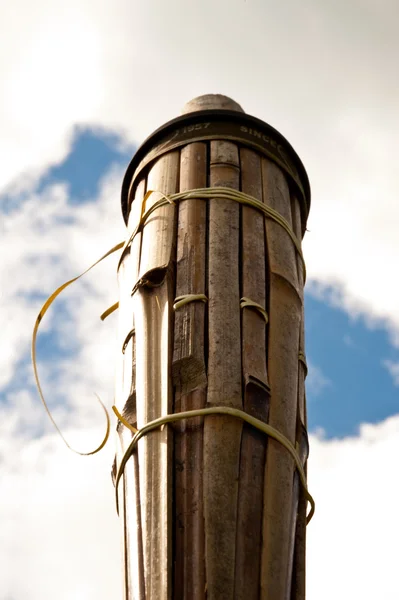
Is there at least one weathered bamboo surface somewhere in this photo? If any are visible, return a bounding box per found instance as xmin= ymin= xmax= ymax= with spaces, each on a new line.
xmin=234 ymin=147 xmax=269 ymax=600
xmin=261 ymin=159 xmax=302 ymax=600
xmin=115 ymin=94 xmax=310 ymax=600
xmin=204 ymin=139 xmax=242 ymax=600
xmin=290 ymin=195 xmax=308 ymax=600
xmin=173 ymin=142 xmax=207 ymax=599
xmin=115 ymin=178 xmax=146 ymax=600
xmin=135 ymin=152 xmax=179 ymax=600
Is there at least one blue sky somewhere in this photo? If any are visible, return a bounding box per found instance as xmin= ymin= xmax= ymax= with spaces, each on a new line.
xmin=38 ymin=128 xmax=132 ymax=203
xmin=305 ymin=292 xmax=399 ymax=438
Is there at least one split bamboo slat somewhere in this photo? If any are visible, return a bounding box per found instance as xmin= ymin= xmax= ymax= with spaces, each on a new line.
xmin=290 ymin=194 xmax=308 ymax=600
xmin=115 ymin=94 xmax=311 ymax=600
xmin=115 ymin=178 xmax=146 ymax=600
xmin=261 ymin=159 xmax=301 ymax=600
xmin=204 ymin=138 xmax=242 ymax=600
xmin=134 ymin=152 xmax=179 ymax=600
xmin=173 ymin=142 xmax=207 ymax=599
xmin=234 ymin=147 xmax=269 ymax=599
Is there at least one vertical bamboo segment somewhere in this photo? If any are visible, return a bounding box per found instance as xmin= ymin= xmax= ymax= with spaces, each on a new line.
xmin=115 ymin=178 xmax=146 ymax=600
xmin=290 ymin=443 xmax=308 ymax=600
xmin=173 ymin=142 xmax=208 ymax=390
xmin=173 ymin=142 xmax=207 ymax=599
xmin=134 ymin=152 xmax=179 ymax=599
xmin=204 ymin=139 xmax=242 ymax=600
xmin=234 ymin=148 xmax=269 ymax=599
xmin=291 ymin=194 xmax=306 ymax=427
xmin=261 ymin=160 xmax=302 ymax=600
xmin=290 ymin=195 xmax=308 ymax=600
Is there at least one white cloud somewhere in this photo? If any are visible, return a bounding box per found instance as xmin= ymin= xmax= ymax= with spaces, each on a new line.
xmin=0 ymin=166 xmax=124 ymax=392
xmin=307 ymin=361 xmax=332 ymax=397
xmin=0 ymin=423 xmax=122 ymax=600
xmin=2 ymin=0 xmax=399 ymax=343
xmin=2 ymin=395 xmax=399 ymax=599
xmin=383 ymin=359 xmax=399 ymax=386
xmin=307 ymin=415 xmax=399 ymax=599
xmin=343 ymin=334 xmax=355 ymax=348
xmin=0 ymin=170 xmax=125 ymax=599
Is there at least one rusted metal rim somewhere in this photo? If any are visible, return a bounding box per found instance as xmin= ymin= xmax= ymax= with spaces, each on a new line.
xmin=121 ymin=109 xmax=311 ymax=229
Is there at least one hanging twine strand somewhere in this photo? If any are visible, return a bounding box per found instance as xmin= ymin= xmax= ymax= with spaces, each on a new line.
xmin=31 ymin=242 xmax=123 ymax=455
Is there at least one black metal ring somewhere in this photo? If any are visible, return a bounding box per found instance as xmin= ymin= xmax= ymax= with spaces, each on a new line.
xmin=121 ymin=109 xmax=311 ymax=229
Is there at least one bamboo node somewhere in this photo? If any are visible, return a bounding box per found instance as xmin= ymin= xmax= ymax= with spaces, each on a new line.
xmin=131 ymin=276 xmax=149 ymax=296
xmin=298 ymin=351 xmax=308 ymax=377
xmin=173 ymin=294 xmax=208 ymax=311
xmin=122 ymin=328 xmax=135 ymax=354
xmin=240 ymin=297 xmax=268 ymax=323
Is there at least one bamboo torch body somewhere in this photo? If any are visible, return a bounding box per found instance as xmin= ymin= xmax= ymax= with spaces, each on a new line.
xmin=114 ymin=95 xmax=311 ymax=599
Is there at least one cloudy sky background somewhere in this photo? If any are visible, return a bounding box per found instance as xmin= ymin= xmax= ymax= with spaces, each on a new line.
xmin=1 ymin=0 xmax=399 ymax=598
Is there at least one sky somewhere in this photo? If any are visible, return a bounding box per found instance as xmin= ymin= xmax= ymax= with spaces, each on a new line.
xmin=1 ymin=0 xmax=399 ymax=598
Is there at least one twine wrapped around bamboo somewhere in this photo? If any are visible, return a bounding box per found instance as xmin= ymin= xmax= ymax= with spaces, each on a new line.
xmin=114 ymin=94 xmax=311 ymax=600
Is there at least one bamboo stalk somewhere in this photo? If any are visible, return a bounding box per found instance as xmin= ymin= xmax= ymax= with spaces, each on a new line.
xmin=173 ymin=142 xmax=207 ymax=599
xmin=116 ymin=95 xmax=311 ymax=600
xmin=291 ymin=193 xmax=306 ymax=422
xmin=204 ymin=140 xmax=242 ymax=600
xmin=174 ymin=387 xmax=207 ymax=599
xmin=235 ymin=147 xmax=269 ymax=599
xmin=173 ymin=142 xmax=208 ymax=390
xmin=115 ymin=178 xmax=146 ymax=600
xmin=290 ymin=195 xmax=308 ymax=600
xmin=261 ymin=159 xmax=302 ymax=600
xmin=290 ymin=445 xmax=308 ymax=600
xmin=134 ymin=152 xmax=179 ymax=599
